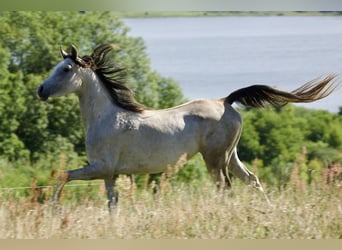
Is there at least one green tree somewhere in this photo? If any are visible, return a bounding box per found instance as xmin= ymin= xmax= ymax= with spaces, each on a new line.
xmin=240 ymin=105 xmax=304 ymax=166
xmin=238 ymin=110 xmax=262 ymax=162
xmin=0 ymin=11 xmax=186 ymax=161
xmin=0 ymin=46 xmax=29 ymax=160
xmin=238 ymin=104 xmax=342 ymax=188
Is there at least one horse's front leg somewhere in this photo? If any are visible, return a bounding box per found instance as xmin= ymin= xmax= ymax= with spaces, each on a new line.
xmin=104 ymin=176 xmax=119 ymax=211
xmin=52 ymin=162 xmax=109 ymax=204
xmin=51 ymin=171 xmax=68 ymax=203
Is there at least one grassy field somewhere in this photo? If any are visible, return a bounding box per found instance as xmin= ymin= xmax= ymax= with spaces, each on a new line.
xmin=0 ymin=176 xmax=341 ymax=239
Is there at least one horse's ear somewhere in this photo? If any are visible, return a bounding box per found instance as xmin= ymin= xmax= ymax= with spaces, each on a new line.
xmin=70 ymin=44 xmax=78 ymax=59
xmin=60 ymin=46 xmax=68 ymax=59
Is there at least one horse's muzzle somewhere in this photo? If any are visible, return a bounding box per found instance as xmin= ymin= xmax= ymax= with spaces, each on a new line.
xmin=37 ymin=85 xmax=49 ymax=101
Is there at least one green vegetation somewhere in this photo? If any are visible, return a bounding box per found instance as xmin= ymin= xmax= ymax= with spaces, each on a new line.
xmin=0 ymin=11 xmax=341 ymax=240
xmin=0 ymin=11 xmax=185 ymax=163
xmin=238 ymin=105 xmax=342 ymax=189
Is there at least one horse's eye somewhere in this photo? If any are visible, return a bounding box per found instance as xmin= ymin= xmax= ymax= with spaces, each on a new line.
xmin=63 ymin=65 xmax=72 ymax=72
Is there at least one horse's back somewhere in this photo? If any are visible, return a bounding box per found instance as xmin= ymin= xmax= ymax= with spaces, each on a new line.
xmin=159 ymin=98 xmax=242 ymax=155
xmin=115 ymin=98 xmax=242 ymax=174
xmin=181 ymin=98 xmax=241 ymax=129
xmin=191 ymin=99 xmax=242 ymax=151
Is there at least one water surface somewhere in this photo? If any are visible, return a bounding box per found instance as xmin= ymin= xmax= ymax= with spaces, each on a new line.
xmin=124 ymin=16 xmax=342 ymax=112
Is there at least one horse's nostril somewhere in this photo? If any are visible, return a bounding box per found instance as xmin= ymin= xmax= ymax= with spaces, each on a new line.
xmin=37 ymin=85 xmax=48 ymax=101
xmin=38 ymin=85 xmax=44 ymax=95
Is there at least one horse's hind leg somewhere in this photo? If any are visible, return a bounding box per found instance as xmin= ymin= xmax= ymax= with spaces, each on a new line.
xmin=220 ymin=151 xmax=234 ymax=189
xmin=202 ymin=151 xmax=232 ymax=190
xmin=229 ymin=148 xmax=272 ymax=205
xmin=221 ymin=164 xmax=232 ymax=189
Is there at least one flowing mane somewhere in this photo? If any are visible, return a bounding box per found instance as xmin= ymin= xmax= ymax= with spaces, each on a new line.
xmin=67 ymin=44 xmax=146 ymax=113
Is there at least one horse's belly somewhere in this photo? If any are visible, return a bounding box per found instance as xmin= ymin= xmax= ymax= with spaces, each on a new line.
xmin=116 ymin=140 xmax=198 ymax=175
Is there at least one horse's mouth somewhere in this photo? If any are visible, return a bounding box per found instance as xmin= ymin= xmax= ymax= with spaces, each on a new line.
xmin=38 ymin=95 xmax=48 ymax=101
xmin=37 ymin=92 xmax=49 ymax=101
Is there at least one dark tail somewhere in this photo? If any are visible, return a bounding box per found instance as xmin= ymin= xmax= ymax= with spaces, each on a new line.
xmin=225 ymin=74 xmax=339 ymax=108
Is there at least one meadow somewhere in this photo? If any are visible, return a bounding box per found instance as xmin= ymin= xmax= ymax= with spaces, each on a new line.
xmin=0 ymin=175 xmax=341 ymax=239
xmin=1 ymin=12 xmax=341 ymax=240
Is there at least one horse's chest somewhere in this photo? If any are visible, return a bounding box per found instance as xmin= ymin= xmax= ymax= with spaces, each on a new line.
xmin=85 ymin=123 xmax=117 ymax=157
xmin=85 ymin=118 xmax=138 ymax=162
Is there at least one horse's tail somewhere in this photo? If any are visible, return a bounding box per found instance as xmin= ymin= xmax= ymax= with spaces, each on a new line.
xmin=225 ymin=74 xmax=339 ymax=108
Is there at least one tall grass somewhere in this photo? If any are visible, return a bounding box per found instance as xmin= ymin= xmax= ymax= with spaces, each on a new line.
xmin=1 ymin=151 xmax=341 ymax=239
xmin=0 ymin=176 xmax=341 ymax=239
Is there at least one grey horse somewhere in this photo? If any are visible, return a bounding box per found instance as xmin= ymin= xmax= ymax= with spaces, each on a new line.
xmin=37 ymin=44 xmax=339 ymax=208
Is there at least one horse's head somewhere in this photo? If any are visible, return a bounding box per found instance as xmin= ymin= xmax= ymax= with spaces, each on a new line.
xmin=37 ymin=45 xmax=85 ymax=101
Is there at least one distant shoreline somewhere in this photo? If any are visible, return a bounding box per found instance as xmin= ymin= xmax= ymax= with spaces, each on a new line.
xmin=117 ymin=11 xmax=342 ymax=18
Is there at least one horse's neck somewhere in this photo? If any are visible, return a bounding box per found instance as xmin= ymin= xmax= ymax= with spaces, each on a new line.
xmin=78 ymin=72 xmax=119 ymax=130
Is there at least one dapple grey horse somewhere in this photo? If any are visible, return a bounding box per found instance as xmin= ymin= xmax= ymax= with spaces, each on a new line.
xmin=37 ymin=44 xmax=339 ymax=208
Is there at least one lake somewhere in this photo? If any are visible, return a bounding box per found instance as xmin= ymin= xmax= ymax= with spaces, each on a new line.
xmin=123 ymin=16 xmax=342 ymax=113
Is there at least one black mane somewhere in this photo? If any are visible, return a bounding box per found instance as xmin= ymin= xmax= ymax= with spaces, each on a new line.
xmin=67 ymin=44 xmax=146 ymax=113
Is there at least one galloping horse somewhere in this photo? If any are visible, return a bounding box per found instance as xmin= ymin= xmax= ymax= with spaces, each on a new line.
xmin=37 ymin=44 xmax=339 ymax=208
